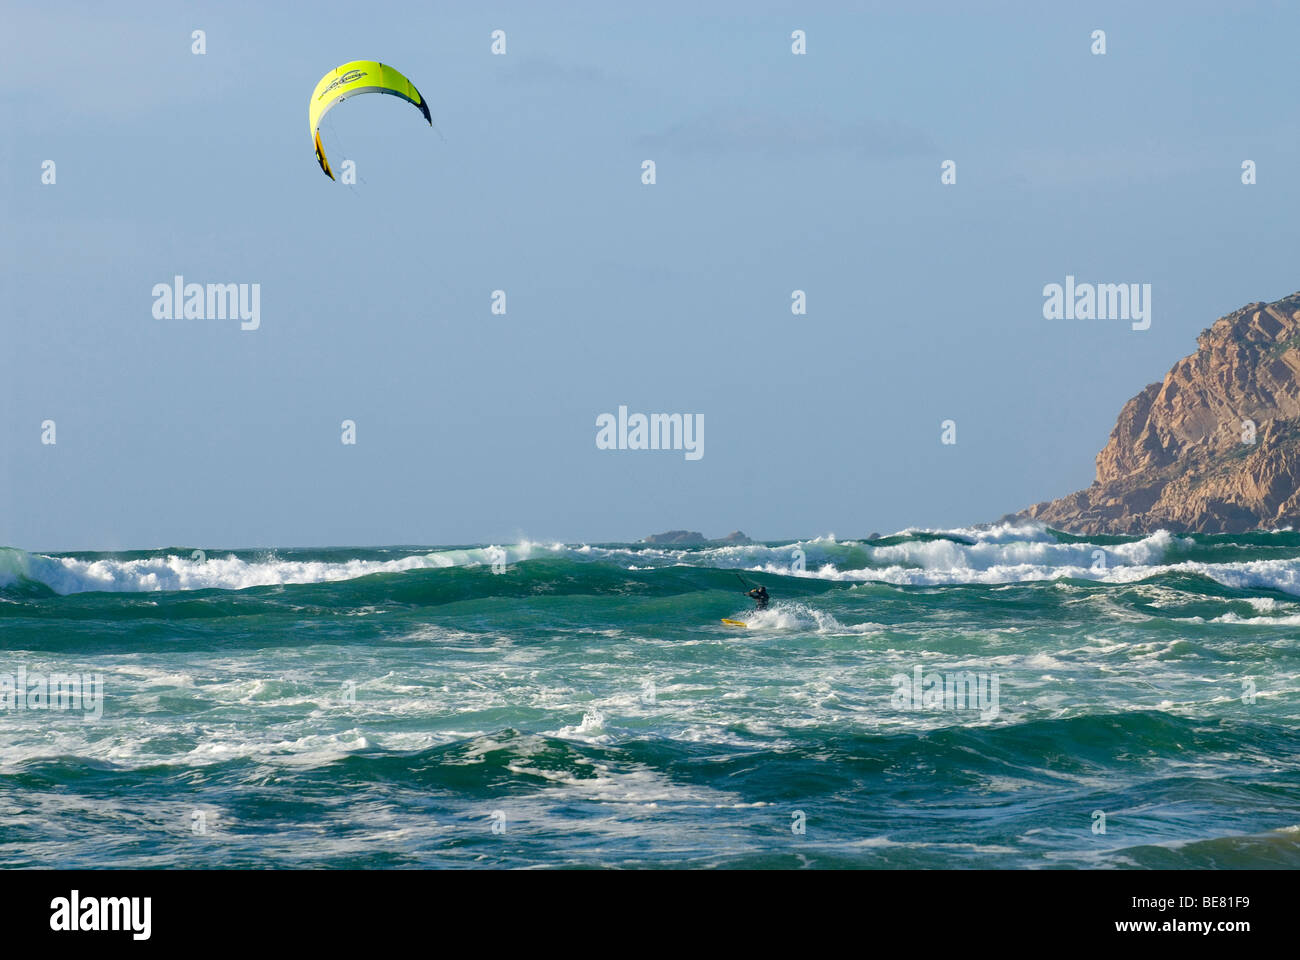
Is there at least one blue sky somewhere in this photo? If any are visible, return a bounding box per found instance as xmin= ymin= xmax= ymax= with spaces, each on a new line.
xmin=4 ymin=0 xmax=1300 ymax=550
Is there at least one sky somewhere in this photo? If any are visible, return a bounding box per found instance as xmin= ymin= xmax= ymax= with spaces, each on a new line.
xmin=4 ymin=0 xmax=1300 ymax=551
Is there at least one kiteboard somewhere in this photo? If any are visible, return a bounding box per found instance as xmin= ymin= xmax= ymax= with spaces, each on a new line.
xmin=721 ymin=618 xmax=748 ymax=628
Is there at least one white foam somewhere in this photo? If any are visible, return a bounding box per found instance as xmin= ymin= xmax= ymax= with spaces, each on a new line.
xmin=8 ymin=525 xmax=1300 ymax=598
xmin=0 ymin=543 xmax=561 ymax=595
xmin=735 ymin=602 xmax=879 ymax=634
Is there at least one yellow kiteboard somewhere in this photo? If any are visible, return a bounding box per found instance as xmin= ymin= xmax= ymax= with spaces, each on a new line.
xmin=721 ymin=618 xmax=748 ymax=628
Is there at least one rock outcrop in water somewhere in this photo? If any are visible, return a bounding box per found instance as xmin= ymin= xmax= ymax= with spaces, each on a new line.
xmin=1019 ymin=291 xmax=1300 ymax=534
xmin=641 ymin=530 xmax=706 ymax=544
xmin=641 ymin=530 xmax=753 ymax=545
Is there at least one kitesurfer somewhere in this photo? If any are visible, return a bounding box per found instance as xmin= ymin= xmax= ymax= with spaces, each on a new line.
xmin=746 ymin=585 xmax=769 ymax=610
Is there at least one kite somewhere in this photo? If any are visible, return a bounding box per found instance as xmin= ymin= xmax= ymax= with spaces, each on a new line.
xmin=308 ymin=60 xmax=431 ymax=180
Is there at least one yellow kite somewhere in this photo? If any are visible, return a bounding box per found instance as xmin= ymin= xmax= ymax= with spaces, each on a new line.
xmin=308 ymin=60 xmax=431 ymax=180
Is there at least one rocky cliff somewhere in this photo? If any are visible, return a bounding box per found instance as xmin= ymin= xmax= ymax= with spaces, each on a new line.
xmin=1019 ymin=291 xmax=1300 ymax=534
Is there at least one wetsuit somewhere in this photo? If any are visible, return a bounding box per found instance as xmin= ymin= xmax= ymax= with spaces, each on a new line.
xmin=747 ymin=587 xmax=769 ymax=610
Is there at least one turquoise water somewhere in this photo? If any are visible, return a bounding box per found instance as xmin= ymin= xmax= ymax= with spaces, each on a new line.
xmin=1 ymin=525 xmax=1298 ymax=868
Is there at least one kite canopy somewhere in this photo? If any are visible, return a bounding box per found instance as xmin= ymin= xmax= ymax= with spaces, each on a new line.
xmin=308 ymin=60 xmax=432 ymax=180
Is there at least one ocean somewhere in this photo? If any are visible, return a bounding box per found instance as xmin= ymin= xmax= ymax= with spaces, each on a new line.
xmin=1 ymin=524 xmax=1297 ymax=869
